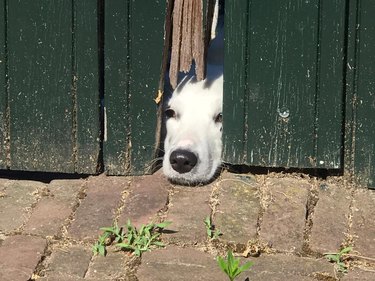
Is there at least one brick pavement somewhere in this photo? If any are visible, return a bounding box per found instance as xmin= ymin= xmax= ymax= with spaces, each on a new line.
xmin=0 ymin=171 xmax=374 ymax=281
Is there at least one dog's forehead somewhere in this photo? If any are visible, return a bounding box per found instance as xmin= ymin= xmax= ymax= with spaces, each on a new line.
xmin=168 ymin=75 xmax=223 ymax=113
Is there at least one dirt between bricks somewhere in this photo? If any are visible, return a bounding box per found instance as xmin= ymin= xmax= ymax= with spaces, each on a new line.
xmin=0 ymin=170 xmax=374 ymax=281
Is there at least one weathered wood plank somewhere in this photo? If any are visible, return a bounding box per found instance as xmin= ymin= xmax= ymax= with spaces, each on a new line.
xmin=223 ymin=0 xmax=345 ymax=169
xmin=222 ymin=0 xmax=249 ymax=164
xmin=127 ymin=1 xmax=165 ymax=174
xmin=352 ymin=0 xmax=375 ymax=188
xmin=7 ymin=1 xmax=74 ymax=172
xmin=5 ymin=0 xmax=99 ymax=173
xmin=315 ymin=0 xmax=346 ymax=169
xmin=104 ymin=0 xmax=165 ymax=175
xmin=224 ymin=0 xmax=317 ymax=167
xmin=75 ymin=0 xmax=101 ymax=174
xmin=247 ymin=0 xmax=318 ymax=167
xmin=104 ymin=1 xmax=131 ymax=174
xmin=0 ymin=0 xmax=7 ymax=168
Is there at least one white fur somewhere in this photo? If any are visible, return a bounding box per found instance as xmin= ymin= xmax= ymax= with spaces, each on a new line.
xmin=163 ymin=25 xmax=224 ymax=184
xmin=163 ymin=70 xmax=223 ymax=184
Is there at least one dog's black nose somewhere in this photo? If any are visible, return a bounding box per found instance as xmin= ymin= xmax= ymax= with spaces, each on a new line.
xmin=169 ymin=150 xmax=198 ymax=174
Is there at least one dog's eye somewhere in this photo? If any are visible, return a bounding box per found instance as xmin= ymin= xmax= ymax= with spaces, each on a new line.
xmin=165 ymin=108 xmax=176 ymax=119
xmin=215 ymin=113 xmax=223 ymax=123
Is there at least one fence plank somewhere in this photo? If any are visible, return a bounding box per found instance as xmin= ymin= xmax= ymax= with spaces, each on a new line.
xmin=7 ymin=1 xmax=74 ymax=171
xmin=224 ymin=0 xmax=317 ymax=167
xmin=223 ymin=0 xmax=345 ymax=169
xmin=352 ymin=0 xmax=375 ymax=188
xmin=104 ymin=0 xmax=165 ymax=175
xmin=222 ymin=0 xmax=249 ymax=164
xmin=315 ymin=0 xmax=346 ymax=169
xmin=0 ymin=0 xmax=6 ymax=168
xmin=5 ymin=0 xmax=99 ymax=173
xmin=75 ymin=0 xmax=101 ymax=174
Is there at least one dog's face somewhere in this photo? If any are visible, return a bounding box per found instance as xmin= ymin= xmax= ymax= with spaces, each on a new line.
xmin=163 ymin=71 xmax=223 ymax=185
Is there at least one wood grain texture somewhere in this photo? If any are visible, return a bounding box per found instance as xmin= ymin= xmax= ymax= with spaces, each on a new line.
xmin=350 ymin=0 xmax=375 ymax=188
xmin=223 ymin=0 xmax=346 ymax=169
xmin=0 ymin=0 xmax=7 ymax=168
xmin=75 ymin=0 xmax=101 ymax=173
xmin=315 ymin=0 xmax=346 ymax=169
xmin=4 ymin=0 xmax=99 ymax=173
xmin=7 ymin=1 xmax=74 ymax=172
xmin=104 ymin=0 xmax=165 ymax=175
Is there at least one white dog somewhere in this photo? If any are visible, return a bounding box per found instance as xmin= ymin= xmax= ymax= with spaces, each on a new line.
xmin=162 ymin=27 xmax=223 ymax=185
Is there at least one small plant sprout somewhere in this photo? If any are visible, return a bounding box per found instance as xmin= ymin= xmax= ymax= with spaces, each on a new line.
xmin=93 ymin=223 xmax=126 ymax=256
xmin=100 ymin=224 xmax=125 ymax=243
xmin=116 ymin=220 xmax=172 ymax=256
xmin=92 ymin=220 xmax=171 ymax=257
xmin=324 ymin=246 xmax=352 ymax=273
xmin=217 ymin=250 xmax=253 ymax=281
xmin=204 ymin=216 xmax=222 ymax=240
xmin=92 ymin=229 xmax=112 ymax=256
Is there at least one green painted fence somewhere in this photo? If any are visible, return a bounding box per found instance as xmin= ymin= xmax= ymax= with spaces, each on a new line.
xmin=0 ymin=0 xmax=100 ymax=173
xmin=223 ymin=0 xmax=374 ymax=189
xmin=0 ymin=0 xmax=374 ymax=188
xmin=345 ymin=0 xmax=375 ymax=188
xmin=223 ymin=0 xmax=346 ymax=169
xmin=104 ymin=0 xmax=165 ymax=175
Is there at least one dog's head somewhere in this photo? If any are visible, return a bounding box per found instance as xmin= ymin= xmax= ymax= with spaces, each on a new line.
xmin=162 ymin=70 xmax=223 ymax=185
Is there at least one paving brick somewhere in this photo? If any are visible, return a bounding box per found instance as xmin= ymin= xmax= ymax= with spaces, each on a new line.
xmin=215 ymin=172 xmax=260 ymax=245
xmin=0 ymin=178 xmax=10 ymax=188
xmin=0 ymin=235 xmax=47 ymax=281
xmin=45 ymin=245 xmax=92 ymax=278
xmin=0 ymin=181 xmax=44 ymax=232
xmin=137 ymin=246 xmax=227 ymax=281
xmin=48 ymin=179 xmax=85 ymax=204
xmin=166 ymin=186 xmax=212 ymax=244
xmin=23 ymin=198 xmax=72 ymax=236
xmin=342 ymin=268 xmax=375 ymax=280
xmin=351 ymin=190 xmax=375 ymax=257
xmin=249 ymin=253 xmax=335 ymax=280
xmin=24 ymin=179 xmax=84 ymax=237
xmin=68 ymin=176 xmax=127 ymax=241
xmin=85 ymin=250 xmax=131 ymax=280
xmin=118 ymin=171 xmax=170 ymax=228
xmin=310 ymin=183 xmax=351 ymax=253
xmin=260 ymin=177 xmax=309 ymax=252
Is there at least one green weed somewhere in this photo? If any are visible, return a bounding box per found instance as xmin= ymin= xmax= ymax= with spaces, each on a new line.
xmin=217 ymin=250 xmax=253 ymax=281
xmin=93 ymin=220 xmax=171 ymax=257
xmin=324 ymin=246 xmax=352 ymax=273
xmin=92 ymin=230 xmax=111 ymax=256
xmin=116 ymin=220 xmax=171 ymax=256
xmin=204 ymin=216 xmax=222 ymax=240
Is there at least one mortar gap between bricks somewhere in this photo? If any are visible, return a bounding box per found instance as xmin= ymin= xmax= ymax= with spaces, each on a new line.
xmin=112 ymin=178 xmax=132 ymax=226
xmin=205 ymin=180 xmax=224 ymax=254
xmin=255 ymin=175 xmax=268 ymax=239
xmin=208 ymin=180 xmax=221 ymax=224
xmin=82 ymin=254 xmax=92 ymax=280
xmin=302 ymin=178 xmax=320 ymax=256
xmin=342 ymin=183 xmax=356 ymax=248
xmin=156 ymin=187 xmax=173 ymax=223
xmin=158 ymin=184 xmax=176 ymax=223
xmin=236 ymin=175 xmax=278 ymax=257
xmin=14 ymin=183 xmax=50 ymax=235
xmin=29 ymin=238 xmax=53 ymax=280
xmin=125 ymin=255 xmax=142 ymax=280
xmin=60 ymin=180 xmax=89 ymax=240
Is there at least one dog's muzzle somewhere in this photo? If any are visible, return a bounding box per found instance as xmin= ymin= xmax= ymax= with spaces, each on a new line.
xmin=169 ymin=149 xmax=198 ymax=174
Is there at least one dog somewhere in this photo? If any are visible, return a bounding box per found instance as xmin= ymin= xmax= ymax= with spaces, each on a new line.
xmin=162 ymin=25 xmax=223 ymax=185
